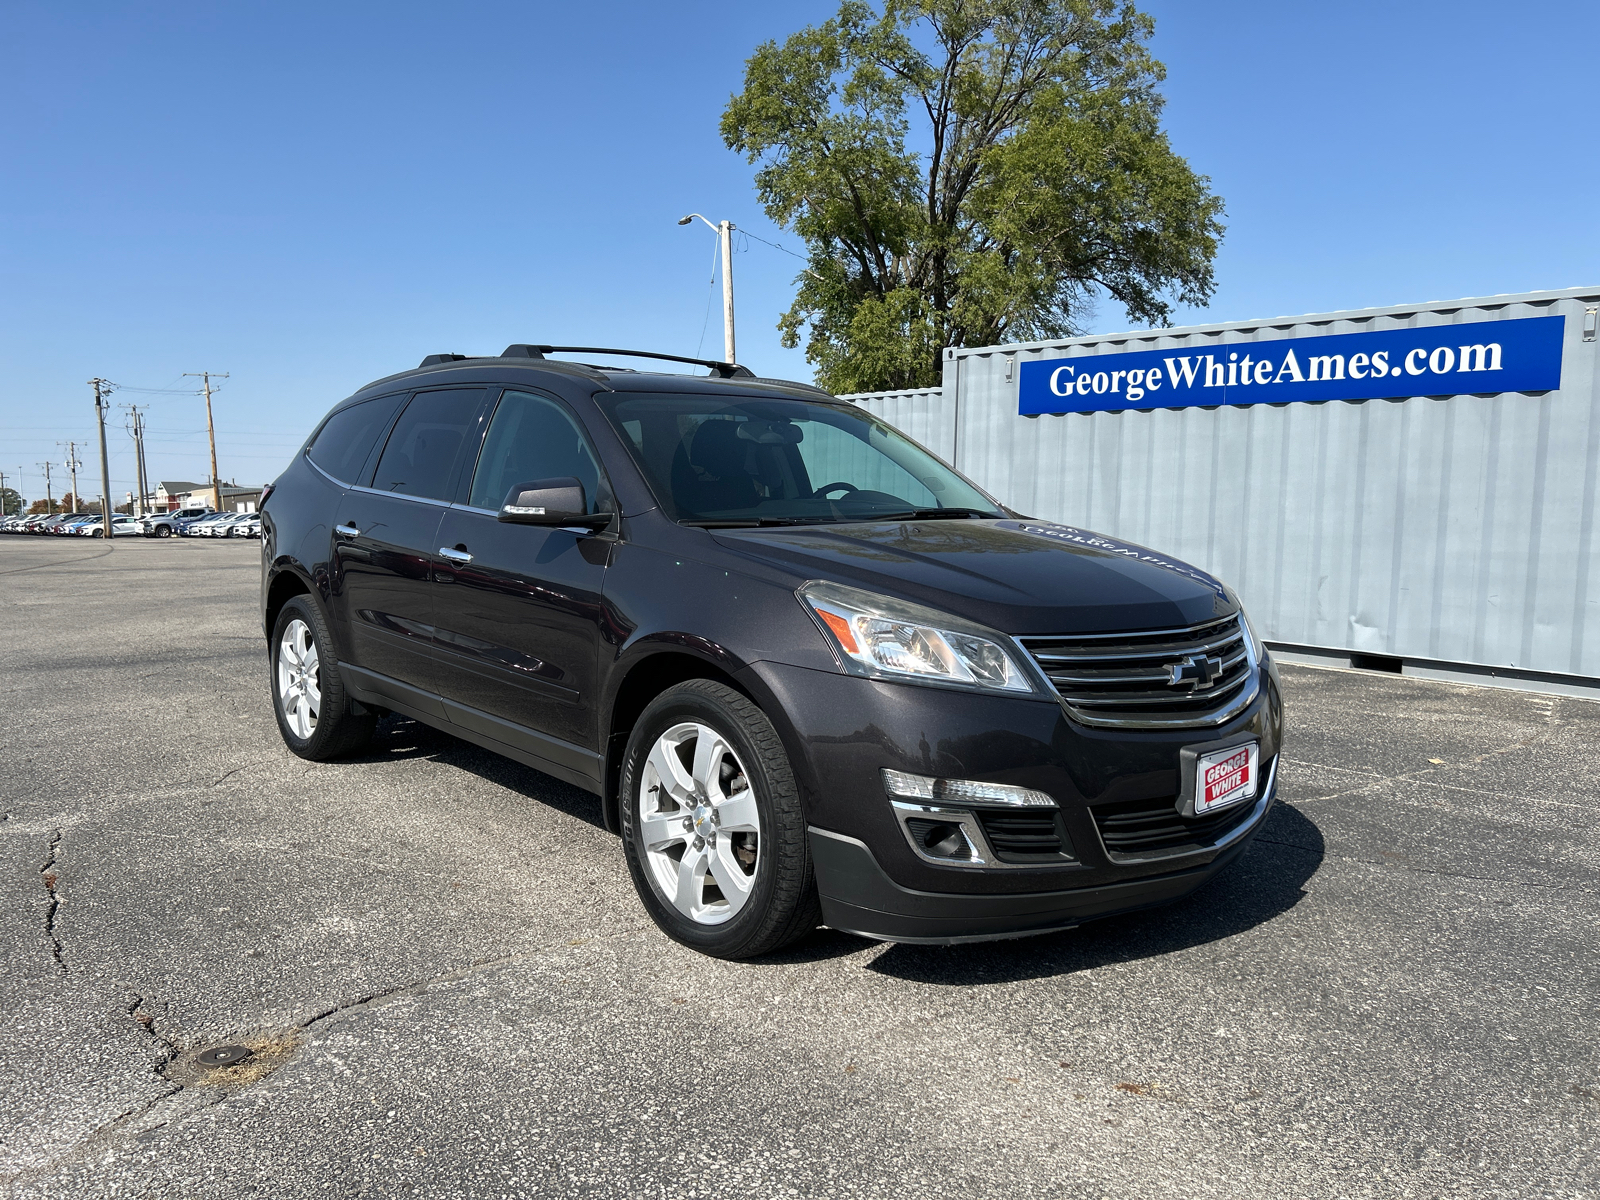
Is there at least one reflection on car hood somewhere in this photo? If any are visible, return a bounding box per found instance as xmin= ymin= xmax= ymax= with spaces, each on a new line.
xmin=710 ymin=518 xmax=1234 ymax=635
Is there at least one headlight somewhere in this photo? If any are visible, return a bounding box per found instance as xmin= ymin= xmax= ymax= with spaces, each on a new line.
xmin=1236 ymin=605 xmax=1264 ymax=664
xmin=798 ymin=580 xmax=1038 ymax=694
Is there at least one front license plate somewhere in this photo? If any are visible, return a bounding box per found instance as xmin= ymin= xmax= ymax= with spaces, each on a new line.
xmin=1195 ymin=742 xmax=1259 ymax=814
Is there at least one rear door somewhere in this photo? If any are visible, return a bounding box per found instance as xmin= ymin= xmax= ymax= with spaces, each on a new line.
xmin=331 ymin=387 xmax=491 ymax=707
xmin=431 ymin=388 xmax=614 ymax=784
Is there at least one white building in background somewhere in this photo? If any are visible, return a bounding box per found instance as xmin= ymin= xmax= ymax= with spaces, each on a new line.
xmin=842 ymin=286 xmax=1600 ymax=698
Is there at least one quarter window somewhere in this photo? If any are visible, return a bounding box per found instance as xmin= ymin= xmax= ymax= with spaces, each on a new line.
xmin=469 ymin=390 xmax=605 ymax=513
xmin=306 ymin=393 xmax=405 ymax=484
xmin=370 ymin=389 xmax=487 ymax=501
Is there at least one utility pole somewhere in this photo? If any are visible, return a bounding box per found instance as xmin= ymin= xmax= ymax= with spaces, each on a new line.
xmin=0 ymin=469 xmax=10 ymax=517
xmin=89 ymin=378 xmax=115 ymax=538
xmin=37 ymin=461 xmax=54 ymax=514
xmin=677 ymin=214 xmax=737 ymax=364
xmin=58 ymin=442 xmax=83 ymax=512
xmin=123 ymin=405 xmax=149 ymax=517
xmin=183 ymin=371 xmax=228 ymax=511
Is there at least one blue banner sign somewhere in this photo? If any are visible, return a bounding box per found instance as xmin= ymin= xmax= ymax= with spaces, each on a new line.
xmin=1017 ymin=314 xmax=1565 ymax=415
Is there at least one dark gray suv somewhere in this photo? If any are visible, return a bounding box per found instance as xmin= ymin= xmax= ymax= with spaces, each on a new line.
xmin=260 ymin=346 xmax=1283 ymax=959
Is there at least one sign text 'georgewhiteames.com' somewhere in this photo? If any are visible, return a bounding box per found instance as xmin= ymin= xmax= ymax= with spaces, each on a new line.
xmin=1017 ymin=315 xmax=1565 ymax=415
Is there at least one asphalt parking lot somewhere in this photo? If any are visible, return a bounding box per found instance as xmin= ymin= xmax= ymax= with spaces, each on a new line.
xmin=1 ymin=536 xmax=1596 ymax=1199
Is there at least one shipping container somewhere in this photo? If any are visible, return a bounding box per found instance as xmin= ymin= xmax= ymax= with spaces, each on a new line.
xmin=844 ymin=287 xmax=1600 ymax=694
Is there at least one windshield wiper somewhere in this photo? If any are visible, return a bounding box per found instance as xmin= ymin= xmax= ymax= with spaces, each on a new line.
xmin=681 ymin=517 xmax=829 ymax=528
xmin=871 ymin=508 xmax=993 ymax=521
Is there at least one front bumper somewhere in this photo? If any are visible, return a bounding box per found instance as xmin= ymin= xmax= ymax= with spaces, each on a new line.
xmin=807 ymin=757 xmax=1277 ymax=943
xmin=740 ymin=656 xmax=1283 ymax=942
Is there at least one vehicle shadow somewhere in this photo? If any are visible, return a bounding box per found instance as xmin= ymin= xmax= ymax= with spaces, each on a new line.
xmin=349 ymin=714 xmax=607 ymax=831
xmin=852 ymin=803 xmax=1326 ymax=985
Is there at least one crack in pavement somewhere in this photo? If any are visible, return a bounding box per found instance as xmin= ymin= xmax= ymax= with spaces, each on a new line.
xmin=0 ymin=546 xmax=116 ymax=577
xmin=299 ymin=951 xmax=527 ymax=1033
xmin=0 ymin=951 xmax=535 ymax=1190
xmin=40 ymin=829 xmax=64 ymax=974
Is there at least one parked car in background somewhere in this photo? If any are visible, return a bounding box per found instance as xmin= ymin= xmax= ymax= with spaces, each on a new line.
xmin=209 ymin=513 xmax=254 ymax=536
xmin=230 ymin=514 xmax=262 ymax=538
xmin=140 ymin=505 xmax=213 ymax=538
xmin=87 ymin=515 xmax=141 ymax=537
xmin=60 ymin=514 xmax=101 ymax=535
xmin=184 ymin=513 xmax=235 ymax=537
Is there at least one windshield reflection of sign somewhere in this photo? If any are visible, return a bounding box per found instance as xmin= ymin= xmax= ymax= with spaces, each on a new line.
xmin=1018 ymin=314 xmax=1565 ymax=415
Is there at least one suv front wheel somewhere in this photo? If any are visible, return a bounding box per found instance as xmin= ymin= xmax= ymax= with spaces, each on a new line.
xmin=620 ymin=680 xmax=819 ymax=959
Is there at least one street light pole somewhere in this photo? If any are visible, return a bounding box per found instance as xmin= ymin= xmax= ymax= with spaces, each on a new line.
xmin=678 ymin=213 xmax=736 ymax=365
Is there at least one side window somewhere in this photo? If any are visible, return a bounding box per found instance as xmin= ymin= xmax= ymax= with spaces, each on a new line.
xmin=370 ymin=389 xmax=487 ymax=502
xmin=469 ymin=390 xmax=605 ymax=514
xmin=306 ymin=393 xmax=405 ymax=484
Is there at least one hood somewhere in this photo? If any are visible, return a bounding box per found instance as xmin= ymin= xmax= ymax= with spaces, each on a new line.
xmin=710 ymin=518 xmax=1235 ymax=636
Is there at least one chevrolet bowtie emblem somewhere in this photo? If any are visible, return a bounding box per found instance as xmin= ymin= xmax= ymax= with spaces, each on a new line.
xmin=1169 ymin=653 xmax=1224 ymax=689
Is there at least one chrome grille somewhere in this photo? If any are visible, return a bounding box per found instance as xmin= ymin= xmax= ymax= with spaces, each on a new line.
xmin=1092 ymin=794 xmax=1256 ymax=859
xmin=1018 ymin=614 xmax=1258 ymax=729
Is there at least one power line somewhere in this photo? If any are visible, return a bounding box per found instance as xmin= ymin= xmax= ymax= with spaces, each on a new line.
xmin=738 ymin=228 xmax=809 ymax=261
xmin=694 ymin=234 xmax=720 ymax=360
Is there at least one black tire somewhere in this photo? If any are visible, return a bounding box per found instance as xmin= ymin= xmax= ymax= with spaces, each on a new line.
xmin=619 ymin=679 xmax=820 ymax=959
xmin=269 ymin=595 xmax=376 ymax=760
xmin=156 ymin=525 xmax=172 ymax=538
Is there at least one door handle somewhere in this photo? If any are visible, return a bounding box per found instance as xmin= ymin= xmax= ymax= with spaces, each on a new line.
xmin=438 ymin=546 xmax=473 ymax=564
xmin=335 ymin=524 xmax=360 ymax=538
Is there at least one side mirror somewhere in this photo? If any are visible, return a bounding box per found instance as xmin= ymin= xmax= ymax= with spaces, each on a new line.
xmin=498 ymin=477 xmax=612 ymax=530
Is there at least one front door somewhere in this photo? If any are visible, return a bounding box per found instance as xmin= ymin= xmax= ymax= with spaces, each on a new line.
xmin=431 ymin=388 xmax=614 ymax=778
xmin=331 ymin=386 xmax=490 ymax=702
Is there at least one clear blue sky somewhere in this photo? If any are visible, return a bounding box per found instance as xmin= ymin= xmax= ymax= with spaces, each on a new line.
xmin=3 ymin=1 xmax=1597 ymax=505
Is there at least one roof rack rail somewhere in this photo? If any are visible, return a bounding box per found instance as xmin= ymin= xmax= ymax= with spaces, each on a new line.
xmin=500 ymin=344 xmax=756 ymax=379
xmin=419 ymin=353 xmax=474 ymax=367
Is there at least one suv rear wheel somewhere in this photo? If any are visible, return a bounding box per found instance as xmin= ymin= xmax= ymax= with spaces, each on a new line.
xmin=270 ymin=595 xmax=376 ymax=760
xmin=620 ymin=680 xmax=819 ymax=959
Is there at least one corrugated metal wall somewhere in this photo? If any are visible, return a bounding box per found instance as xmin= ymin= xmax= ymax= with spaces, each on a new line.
xmin=837 ymin=387 xmax=955 ymax=463
xmin=849 ymin=288 xmax=1600 ymax=680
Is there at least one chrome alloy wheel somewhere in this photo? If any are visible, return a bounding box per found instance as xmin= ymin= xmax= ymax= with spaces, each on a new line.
xmin=638 ymin=722 xmax=761 ymax=925
xmin=276 ymin=618 xmax=321 ymax=740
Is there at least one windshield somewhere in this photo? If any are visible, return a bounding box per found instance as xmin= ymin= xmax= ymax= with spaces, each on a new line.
xmin=597 ymin=392 xmax=1002 ymax=525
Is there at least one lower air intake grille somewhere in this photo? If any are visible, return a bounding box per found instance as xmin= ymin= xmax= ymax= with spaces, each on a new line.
xmin=1018 ymin=614 xmax=1258 ymax=729
xmin=976 ymin=810 xmax=1071 ymax=863
xmin=1092 ymin=795 xmax=1257 ymax=860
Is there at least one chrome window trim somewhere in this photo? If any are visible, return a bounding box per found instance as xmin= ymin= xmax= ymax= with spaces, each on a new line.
xmin=347 ymin=483 xmax=454 ymax=509
xmin=305 ymin=452 xmax=351 ymax=490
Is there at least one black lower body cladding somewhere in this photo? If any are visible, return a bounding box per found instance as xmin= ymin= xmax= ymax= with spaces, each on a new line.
xmin=742 ymin=658 xmax=1282 ymax=942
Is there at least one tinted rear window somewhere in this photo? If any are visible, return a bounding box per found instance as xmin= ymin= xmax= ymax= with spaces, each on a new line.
xmin=370 ymin=389 xmax=487 ymax=502
xmin=306 ymin=393 xmax=405 ymax=484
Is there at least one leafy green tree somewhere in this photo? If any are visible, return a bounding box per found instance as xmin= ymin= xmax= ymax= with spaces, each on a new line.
xmin=0 ymin=487 xmax=20 ymax=517
xmin=722 ymin=0 xmax=1224 ymax=393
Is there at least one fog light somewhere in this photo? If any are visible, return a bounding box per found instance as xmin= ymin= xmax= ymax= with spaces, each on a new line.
xmin=882 ymin=769 xmax=1055 ymax=808
xmin=906 ymin=818 xmax=971 ymax=860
